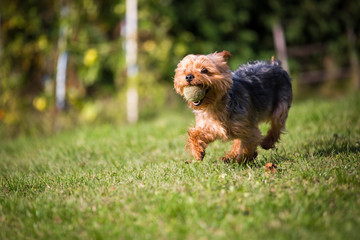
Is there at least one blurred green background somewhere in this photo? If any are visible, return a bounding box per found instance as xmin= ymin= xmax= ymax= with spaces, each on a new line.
xmin=1 ymin=0 xmax=359 ymax=138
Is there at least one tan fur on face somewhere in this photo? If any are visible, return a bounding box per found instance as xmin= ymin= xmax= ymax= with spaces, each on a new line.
xmin=174 ymin=51 xmax=233 ymax=109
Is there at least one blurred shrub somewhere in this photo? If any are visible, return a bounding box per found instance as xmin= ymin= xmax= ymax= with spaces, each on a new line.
xmin=0 ymin=0 xmax=359 ymax=138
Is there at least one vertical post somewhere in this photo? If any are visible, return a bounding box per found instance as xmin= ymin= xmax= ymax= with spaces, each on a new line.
xmin=347 ymin=24 xmax=360 ymax=90
xmin=56 ymin=52 xmax=68 ymax=109
xmin=56 ymin=4 xmax=69 ymax=110
xmin=272 ymin=22 xmax=289 ymax=73
xmin=125 ymin=0 xmax=138 ymax=123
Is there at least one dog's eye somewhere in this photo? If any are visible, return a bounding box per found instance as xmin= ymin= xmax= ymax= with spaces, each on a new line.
xmin=201 ymin=68 xmax=208 ymax=74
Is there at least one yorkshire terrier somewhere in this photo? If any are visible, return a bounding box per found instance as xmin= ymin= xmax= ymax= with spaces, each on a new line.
xmin=174 ymin=51 xmax=292 ymax=164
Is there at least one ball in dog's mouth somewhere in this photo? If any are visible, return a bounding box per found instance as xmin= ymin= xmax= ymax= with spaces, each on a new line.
xmin=183 ymin=86 xmax=207 ymax=105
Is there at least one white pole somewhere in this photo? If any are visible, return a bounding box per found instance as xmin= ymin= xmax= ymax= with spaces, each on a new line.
xmin=56 ymin=5 xmax=69 ymax=110
xmin=56 ymin=52 xmax=68 ymax=109
xmin=125 ymin=0 xmax=138 ymax=123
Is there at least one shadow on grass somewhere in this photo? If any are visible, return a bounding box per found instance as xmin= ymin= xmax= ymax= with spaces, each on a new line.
xmin=304 ymin=134 xmax=360 ymax=157
xmin=193 ymin=133 xmax=360 ymax=170
xmin=213 ymin=149 xmax=293 ymax=171
xmin=250 ymin=150 xmax=292 ymax=169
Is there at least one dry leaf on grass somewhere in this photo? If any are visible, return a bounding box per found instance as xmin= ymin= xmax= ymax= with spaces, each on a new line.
xmin=265 ymin=163 xmax=277 ymax=174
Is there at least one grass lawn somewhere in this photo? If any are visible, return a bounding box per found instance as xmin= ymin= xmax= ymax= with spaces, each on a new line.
xmin=1 ymin=93 xmax=360 ymax=239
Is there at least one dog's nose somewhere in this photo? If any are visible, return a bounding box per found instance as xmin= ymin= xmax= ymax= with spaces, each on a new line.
xmin=186 ymin=74 xmax=194 ymax=83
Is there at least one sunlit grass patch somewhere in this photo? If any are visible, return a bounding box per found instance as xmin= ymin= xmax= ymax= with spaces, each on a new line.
xmin=1 ymin=94 xmax=359 ymax=239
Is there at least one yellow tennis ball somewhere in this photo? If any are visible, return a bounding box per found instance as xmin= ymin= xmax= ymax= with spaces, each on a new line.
xmin=183 ymin=86 xmax=206 ymax=102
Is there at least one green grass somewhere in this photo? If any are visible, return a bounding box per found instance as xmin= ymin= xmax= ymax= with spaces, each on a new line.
xmin=1 ymin=93 xmax=360 ymax=240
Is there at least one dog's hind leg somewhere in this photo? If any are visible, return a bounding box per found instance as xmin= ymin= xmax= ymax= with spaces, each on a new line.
xmin=261 ymin=101 xmax=290 ymax=150
xmin=235 ymin=127 xmax=262 ymax=164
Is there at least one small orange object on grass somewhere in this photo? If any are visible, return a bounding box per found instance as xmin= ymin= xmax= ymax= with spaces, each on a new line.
xmin=265 ymin=163 xmax=277 ymax=174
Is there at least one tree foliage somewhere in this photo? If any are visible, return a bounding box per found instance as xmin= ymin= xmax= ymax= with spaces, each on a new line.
xmin=0 ymin=0 xmax=359 ymax=137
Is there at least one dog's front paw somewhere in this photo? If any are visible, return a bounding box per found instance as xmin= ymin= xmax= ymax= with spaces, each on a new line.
xmin=192 ymin=150 xmax=205 ymax=161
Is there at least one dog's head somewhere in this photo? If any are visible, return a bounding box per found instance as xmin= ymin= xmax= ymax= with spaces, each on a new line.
xmin=174 ymin=51 xmax=233 ymax=109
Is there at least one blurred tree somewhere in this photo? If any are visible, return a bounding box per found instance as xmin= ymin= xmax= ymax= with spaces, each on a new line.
xmin=0 ymin=0 xmax=59 ymax=136
xmin=0 ymin=0 xmax=359 ymax=137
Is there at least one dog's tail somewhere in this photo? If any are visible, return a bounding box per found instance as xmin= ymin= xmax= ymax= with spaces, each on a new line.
xmin=270 ymin=56 xmax=282 ymax=66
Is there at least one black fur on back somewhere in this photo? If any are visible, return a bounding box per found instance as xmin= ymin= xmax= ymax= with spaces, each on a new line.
xmin=227 ymin=60 xmax=292 ymax=121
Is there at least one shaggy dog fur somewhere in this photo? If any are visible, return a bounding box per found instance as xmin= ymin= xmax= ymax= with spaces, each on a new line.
xmin=174 ymin=51 xmax=292 ymax=163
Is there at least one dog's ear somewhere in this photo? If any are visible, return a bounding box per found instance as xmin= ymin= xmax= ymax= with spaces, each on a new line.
xmin=214 ymin=50 xmax=232 ymax=62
